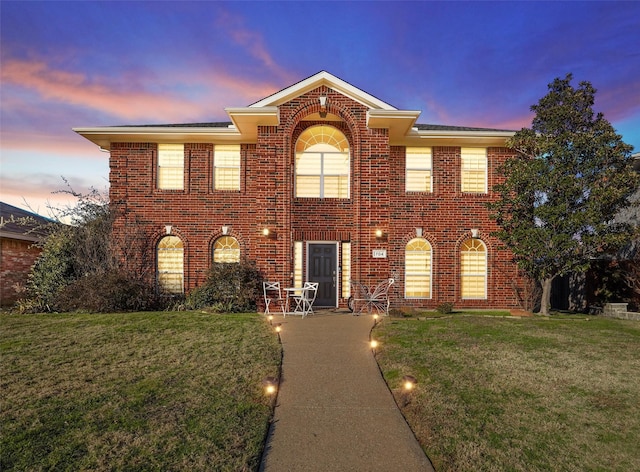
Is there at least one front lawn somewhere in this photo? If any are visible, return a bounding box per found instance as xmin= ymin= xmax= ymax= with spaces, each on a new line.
xmin=1 ymin=311 xmax=280 ymax=471
xmin=375 ymin=315 xmax=640 ymax=472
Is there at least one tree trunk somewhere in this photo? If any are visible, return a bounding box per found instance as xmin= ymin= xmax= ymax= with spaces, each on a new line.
xmin=539 ymin=276 xmax=554 ymax=316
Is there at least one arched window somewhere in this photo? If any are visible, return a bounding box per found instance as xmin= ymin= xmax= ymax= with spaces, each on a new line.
xmin=405 ymin=238 xmax=432 ymax=298
xmin=460 ymin=238 xmax=487 ymax=299
xmin=213 ymin=236 xmax=240 ymax=263
xmin=295 ymin=125 xmax=350 ymax=198
xmin=157 ymin=235 xmax=184 ymax=294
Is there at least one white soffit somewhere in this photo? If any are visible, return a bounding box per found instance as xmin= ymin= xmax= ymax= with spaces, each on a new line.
xmin=73 ymin=126 xmax=244 ymax=151
xmin=393 ymin=128 xmax=515 ymax=147
xmin=224 ymin=106 xmax=279 ymax=141
xmin=367 ymin=109 xmax=421 ymax=141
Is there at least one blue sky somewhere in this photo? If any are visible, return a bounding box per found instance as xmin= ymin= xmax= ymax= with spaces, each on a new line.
xmin=1 ymin=1 xmax=639 ymax=216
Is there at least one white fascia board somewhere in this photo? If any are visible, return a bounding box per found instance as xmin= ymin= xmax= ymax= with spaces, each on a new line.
xmin=367 ymin=109 xmax=421 ymax=140
xmin=249 ymin=71 xmax=396 ymax=111
xmin=367 ymin=109 xmax=421 ymax=127
xmin=224 ymin=106 xmax=280 ymax=125
xmin=73 ymin=126 xmax=244 ymax=151
xmin=394 ymin=128 xmax=515 ymax=147
xmin=417 ymin=129 xmax=515 ymax=139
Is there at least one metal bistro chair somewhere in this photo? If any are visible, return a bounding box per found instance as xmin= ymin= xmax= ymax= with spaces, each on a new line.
xmin=263 ymin=281 xmax=286 ymax=316
xmin=291 ymin=282 xmax=319 ymax=317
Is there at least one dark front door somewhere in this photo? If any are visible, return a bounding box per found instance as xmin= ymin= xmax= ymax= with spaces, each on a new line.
xmin=308 ymin=243 xmax=337 ymax=307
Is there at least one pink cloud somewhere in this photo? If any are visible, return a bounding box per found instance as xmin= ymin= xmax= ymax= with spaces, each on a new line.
xmin=1 ymin=172 xmax=106 ymax=219
xmin=0 ymin=130 xmax=105 ymax=158
xmin=0 ymin=58 xmax=287 ymax=124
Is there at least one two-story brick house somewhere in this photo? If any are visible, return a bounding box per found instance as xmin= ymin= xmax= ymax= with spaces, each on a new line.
xmin=75 ymin=71 xmax=525 ymax=310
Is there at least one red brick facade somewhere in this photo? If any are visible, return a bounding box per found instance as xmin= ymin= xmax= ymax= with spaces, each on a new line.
xmin=0 ymin=238 xmax=41 ymax=306
xmin=77 ymin=72 xmax=526 ymax=310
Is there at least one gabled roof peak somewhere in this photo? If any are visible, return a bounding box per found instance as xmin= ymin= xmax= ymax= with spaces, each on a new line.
xmin=249 ymin=71 xmax=397 ymax=111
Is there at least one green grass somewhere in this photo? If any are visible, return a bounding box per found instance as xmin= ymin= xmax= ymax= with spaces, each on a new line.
xmin=1 ymin=311 xmax=281 ymax=472
xmin=374 ymin=315 xmax=640 ymax=472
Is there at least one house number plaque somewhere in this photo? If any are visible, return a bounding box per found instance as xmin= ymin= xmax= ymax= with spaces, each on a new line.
xmin=372 ymin=249 xmax=387 ymax=258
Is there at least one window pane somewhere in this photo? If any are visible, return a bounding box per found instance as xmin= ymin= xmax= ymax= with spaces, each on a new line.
xmin=294 ymin=242 xmax=303 ymax=289
xmin=406 ymin=147 xmax=432 ymax=169
xmin=324 ymin=152 xmax=350 ymax=174
xmin=406 ymin=147 xmax=432 ymax=192
xmin=405 ymin=238 xmax=432 ymax=298
xmin=296 ymin=176 xmax=321 ymax=197
xmin=296 ymin=152 xmax=322 ymax=174
xmin=461 ymin=148 xmax=487 ymax=193
xmin=341 ymin=243 xmax=351 ymax=298
xmin=214 ymin=145 xmax=240 ymax=191
xmin=461 ymin=238 xmax=487 ymax=299
xmin=406 ymin=170 xmax=432 ymax=192
xmin=295 ymin=126 xmax=350 ymax=199
xmin=296 ymin=125 xmax=349 ymax=153
xmin=213 ymin=236 xmax=240 ymax=263
xmin=461 ymin=276 xmax=486 ymax=298
xmin=323 ymin=176 xmax=349 ymax=198
xmin=215 ymin=168 xmax=240 ymax=191
xmin=158 ymin=144 xmax=184 ymax=190
xmin=157 ymin=235 xmax=183 ymax=294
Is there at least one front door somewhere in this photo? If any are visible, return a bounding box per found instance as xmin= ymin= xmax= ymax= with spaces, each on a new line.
xmin=308 ymin=243 xmax=337 ymax=307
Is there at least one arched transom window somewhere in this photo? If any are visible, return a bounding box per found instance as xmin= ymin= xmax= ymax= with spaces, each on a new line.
xmin=295 ymin=125 xmax=350 ymax=198
xmin=157 ymin=235 xmax=184 ymax=294
xmin=460 ymin=238 xmax=487 ymax=299
xmin=405 ymin=238 xmax=432 ymax=298
xmin=213 ymin=236 xmax=240 ymax=263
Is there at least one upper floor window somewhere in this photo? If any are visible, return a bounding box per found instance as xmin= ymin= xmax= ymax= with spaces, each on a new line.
xmin=460 ymin=238 xmax=487 ymax=299
xmin=213 ymin=236 xmax=240 ymax=263
xmin=405 ymin=238 xmax=432 ymax=298
xmin=406 ymin=147 xmax=432 ymax=192
xmin=158 ymin=144 xmax=184 ymax=190
xmin=214 ymin=145 xmax=241 ymax=191
xmin=157 ymin=235 xmax=184 ymax=294
xmin=461 ymin=148 xmax=487 ymax=193
xmin=295 ymin=125 xmax=350 ymax=198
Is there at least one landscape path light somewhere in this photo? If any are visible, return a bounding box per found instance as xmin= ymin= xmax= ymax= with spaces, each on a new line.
xmin=262 ymin=376 xmax=278 ymax=396
xmin=402 ymin=375 xmax=417 ymax=391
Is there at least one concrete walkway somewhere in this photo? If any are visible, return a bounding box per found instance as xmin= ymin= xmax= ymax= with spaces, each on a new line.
xmin=259 ymin=311 xmax=434 ymax=471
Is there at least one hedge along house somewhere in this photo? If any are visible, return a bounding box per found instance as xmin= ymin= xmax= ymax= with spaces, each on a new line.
xmin=74 ymin=71 xmax=526 ymax=311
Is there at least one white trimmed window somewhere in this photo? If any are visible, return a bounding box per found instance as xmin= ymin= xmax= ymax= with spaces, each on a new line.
xmin=406 ymin=147 xmax=432 ymax=192
xmin=405 ymin=238 xmax=432 ymax=298
xmin=213 ymin=236 xmax=240 ymax=263
xmin=214 ymin=145 xmax=241 ymax=191
xmin=158 ymin=144 xmax=184 ymax=190
xmin=461 ymin=148 xmax=487 ymax=193
xmin=157 ymin=235 xmax=184 ymax=294
xmin=461 ymin=238 xmax=487 ymax=299
xmin=341 ymin=242 xmax=351 ymax=298
xmin=295 ymin=125 xmax=350 ymax=198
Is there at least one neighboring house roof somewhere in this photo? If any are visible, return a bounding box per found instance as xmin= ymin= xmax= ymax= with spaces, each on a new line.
xmin=74 ymin=71 xmax=515 ymax=151
xmin=0 ymin=202 xmax=55 ymax=242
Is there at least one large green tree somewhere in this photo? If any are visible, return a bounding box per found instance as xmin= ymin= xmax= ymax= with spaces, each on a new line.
xmin=489 ymin=74 xmax=638 ymax=315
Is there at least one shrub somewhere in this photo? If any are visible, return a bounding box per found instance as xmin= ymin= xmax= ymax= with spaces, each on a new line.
xmin=19 ymin=184 xmax=157 ymax=313
xmin=186 ymin=259 xmax=261 ymax=312
xmin=55 ymin=272 xmax=159 ymax=313
xmin=436 ymin=302 xmax=454 ymax=314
